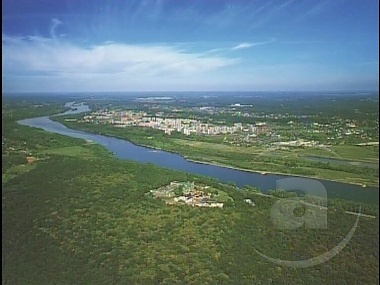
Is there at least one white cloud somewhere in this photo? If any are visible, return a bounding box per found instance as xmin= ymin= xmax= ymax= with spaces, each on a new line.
xmin=50 ymin=18 xmax=62 ymax=39
xmin=2 ymin=34 xmax=240 ymax=91
xmin=2 ymin=34 xmax=238 ymax=77
xmin=232 ymin=38 xmax=276 ymax=50
xmin=232 ymin=42 xmax=255 ymax=50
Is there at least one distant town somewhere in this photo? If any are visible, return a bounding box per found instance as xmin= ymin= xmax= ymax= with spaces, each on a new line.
xmin=66 ymin=100 xmax=378 ymax=148
xmin=80 ymin=109 xmax=269 ymax=137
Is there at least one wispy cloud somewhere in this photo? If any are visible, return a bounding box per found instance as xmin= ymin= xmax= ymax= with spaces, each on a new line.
xmin=278 ymin=0 xmax=295 ymax=10
xmin=2 ymin=34 xmax=238 ymax=77
xmin=291 ymin=0 xmax=335 ymax=23
xmin=232 ymin=38 xmax=276 ymax=50
xmin=279 ymin=40 xmax=322 ymax=44
xmin=232 ymin=43 xmax=254 ymax=50
xmin=50 ymin=18 xmax=62 ymax=39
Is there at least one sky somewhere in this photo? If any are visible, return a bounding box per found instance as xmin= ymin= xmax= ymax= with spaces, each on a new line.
xmin=2 ymin=0 xmax=379 ymax=93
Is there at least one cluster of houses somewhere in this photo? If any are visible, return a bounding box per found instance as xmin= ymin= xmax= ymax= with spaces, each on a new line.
xmin=148 ymin=181 xmax=224 ymax=208
xmin=80 ymin=110 xmax=269 ymax=136
xmin=271 ymin=139 xmax=318 ymax=147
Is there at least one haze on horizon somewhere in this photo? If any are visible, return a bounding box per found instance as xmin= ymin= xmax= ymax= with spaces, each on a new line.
xmin=2 ymin=0 xmax=379 ymax=93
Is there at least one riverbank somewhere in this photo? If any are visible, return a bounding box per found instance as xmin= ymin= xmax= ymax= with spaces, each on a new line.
xmin=53 ymin=115 xmax=379 ymax=189
xmin=100 ymin=135 xmax=379 ymax=188
xmin=84 ymin=132 xmax=380 ymax=188
xmin=122 ymin=141 xmax=379 ymax=188
xmin=185 ymin=158 xmax=379 ymax=188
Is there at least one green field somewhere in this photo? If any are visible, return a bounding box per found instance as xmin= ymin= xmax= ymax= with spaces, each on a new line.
xmin=331 ymin=145 xmax=379 ymax=161
xmin=39 ymin=145 xmax=97 ymax=157
xmin=208 ymin=188 xmax=234 ymax=203
xmin=2 ymin=162 xmax=37 ymax=184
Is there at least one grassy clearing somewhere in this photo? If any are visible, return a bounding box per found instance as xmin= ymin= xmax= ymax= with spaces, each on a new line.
xmin=332 ymin=145 xmax=379 ymax=161
xmin=2 ymin=163 xmax=37 ymax=184
xmin=311 ymin=167 xmax=378 ymax=185
xmin=294 ymin=147 xmax=338 ymax=158
xmin=171 ymin=138 xmax=265 ymax=154
xmin=38 ymin=146 xmax=95 ymax=158
xmin=208 ymin=188 xmax=234 ymax=203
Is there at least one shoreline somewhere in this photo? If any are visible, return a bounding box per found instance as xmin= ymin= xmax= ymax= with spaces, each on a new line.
xmin=52 ymin=114 xmax=379 ymax=189
xmin=88 ymin=132 xmax=380 ymax=188
xmin=92 ymin=132 xmax=379 ymax=188
xmin=185 ymin=158 xmax=379 ymax=188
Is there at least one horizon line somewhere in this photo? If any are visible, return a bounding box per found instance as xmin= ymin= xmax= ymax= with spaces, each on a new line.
xmin=3 ymin=90 xmax=379 ymax=95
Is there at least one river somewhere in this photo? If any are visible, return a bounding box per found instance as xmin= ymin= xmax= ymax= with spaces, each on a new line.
xmin=18 ymin=102 xmax=379 ymax=204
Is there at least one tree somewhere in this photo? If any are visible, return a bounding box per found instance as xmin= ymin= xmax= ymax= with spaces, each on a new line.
xmin=174 ymin=185 xmax=184 ymax=196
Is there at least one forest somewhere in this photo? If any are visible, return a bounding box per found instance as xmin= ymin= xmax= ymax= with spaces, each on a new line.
xmin=2 ymin=95 xmax=379 ymax=284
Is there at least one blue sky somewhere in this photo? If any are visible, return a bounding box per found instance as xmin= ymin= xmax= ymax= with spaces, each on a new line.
xmin=2 ymin=0 xmax=379 ymax=92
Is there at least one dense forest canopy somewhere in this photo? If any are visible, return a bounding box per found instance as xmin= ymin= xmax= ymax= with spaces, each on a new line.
xmin=2 ymin=94 xmax=379 ymax=284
